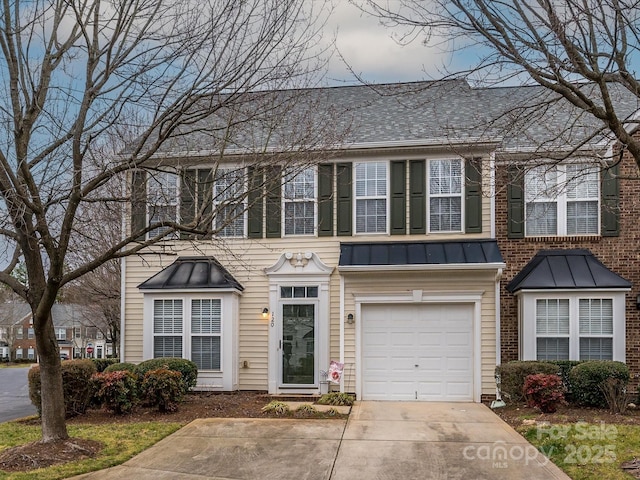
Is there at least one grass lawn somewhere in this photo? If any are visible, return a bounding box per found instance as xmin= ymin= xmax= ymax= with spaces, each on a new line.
xmin=520 ymin=422 xmax=640 ymax=480
xmin=0 ymin=421 xmax=182 ymax=480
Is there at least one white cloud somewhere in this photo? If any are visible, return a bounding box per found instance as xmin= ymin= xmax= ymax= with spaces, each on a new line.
xmin=324 ymin=1 xmax=448 ymax=84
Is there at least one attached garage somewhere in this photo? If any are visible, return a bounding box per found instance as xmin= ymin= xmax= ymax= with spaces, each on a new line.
xmin=361 ymin=303 xmax=474 ymax=401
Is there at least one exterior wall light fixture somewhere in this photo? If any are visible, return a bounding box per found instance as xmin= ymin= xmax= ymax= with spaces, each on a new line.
xmin=347 ymin=313 xmax=354 ymax=324
xmin=262 ymin=307 xmax=270 ymax=319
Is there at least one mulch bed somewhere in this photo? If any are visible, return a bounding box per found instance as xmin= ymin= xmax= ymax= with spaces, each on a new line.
xmin=0 ymin=438 xmax=102 ymax=472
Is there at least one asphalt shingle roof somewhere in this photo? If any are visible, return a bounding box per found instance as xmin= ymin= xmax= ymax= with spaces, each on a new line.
xmin=506 ymin=249 xmax=631 ymax=292
xmin=339 ymin=239 xmax=504 ymax=267
xmin=151 ymin=80 xmax=639 ymax=156
xmin=138 ymin=257 xmax=244 ymax=291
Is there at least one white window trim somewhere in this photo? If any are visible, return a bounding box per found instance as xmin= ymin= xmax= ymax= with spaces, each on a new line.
xmin=518 ymin=290 xmax=626 ymax=362
xmin=524 ymin=163 xmax=600 ymax=237
xmin=213 ymin=166 xmax=247 ymax=238
xmin=427 ymin=158 xmax=464 ymax=233
xmin=146 ymin=170 xmax=180 ymax=240
xmin=282 ymin=166 xmax=317 ymax=237
xmin=142 ymin=291 xmax=240 ymax=391
xmin=353 ymin=161 xmax=389 ymax=235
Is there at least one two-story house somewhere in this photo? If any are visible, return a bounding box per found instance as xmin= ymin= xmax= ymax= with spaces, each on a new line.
xmin=122 ymin=80 xmax=638 ymax=402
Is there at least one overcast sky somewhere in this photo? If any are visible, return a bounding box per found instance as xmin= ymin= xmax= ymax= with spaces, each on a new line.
xmin=324 ymin=1 xmax=458 ymax=85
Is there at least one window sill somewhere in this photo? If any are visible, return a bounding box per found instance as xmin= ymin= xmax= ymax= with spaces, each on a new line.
xmin=524 ymin=235 xmax=601 ymax=242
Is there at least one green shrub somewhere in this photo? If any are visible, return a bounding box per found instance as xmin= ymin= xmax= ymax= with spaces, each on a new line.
xmin=104 ymin=362 xmax=137 ymax=374
xmin=294 ymin=404 xmax=317 ymax=416
xmin=92 ymin=358 xmax=119 ymax=373
xmin=523 ymin=374 xmax=565 ymax=413
xmin=495 ymin=361 xmax=560 ymax=402
xmin=135 ymin=358 xmax=198 ymax=393
xmin=140 ymin=368 xmax=183 ymax=412
xmin=317 ymin=392 xmax=355 ymax=406
xmin=543 ymin=360 xmax=583 ymax=397
xmin=261 ymin=401 xmax=290 ymax=415
xmin=91 ymin=371 xmax=138 ymax=414
xmin=569 ymin=361 xmax=629 ymax=407
xmin=28 ymin=359 xmax=97 ymax=418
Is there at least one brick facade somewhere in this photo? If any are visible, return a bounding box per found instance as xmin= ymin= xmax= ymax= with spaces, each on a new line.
xmin=496 ymin=143 xmax=640 ymax=379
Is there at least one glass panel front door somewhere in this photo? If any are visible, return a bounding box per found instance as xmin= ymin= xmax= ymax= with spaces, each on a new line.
xmin=281 ymin=304 xmax=315 ymax=385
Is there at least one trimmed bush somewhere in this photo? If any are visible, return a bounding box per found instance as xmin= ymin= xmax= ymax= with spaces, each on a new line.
xmin=523 ymin=374 xmax=565 ymax=413
xmin=92 ymin=371 xmax=138 ymax=414
xmin=495 ymin=361 xmax=560 ymax=402
xmin=28 ymin=359 xmax=97 ymax=418
xmin=140 ymin=368 xmax=183 ymax=412
xmin=317 ymin=392 xmax=355 ymax=406
xmin=569 ymin=361 xmax=629 ymax=407
xmin=135 ymin=358 xmax=198 ymax=393
xmin=104 ymin=362 xmax=137 ymax=374
xmin=543 ymin=360 xmax=583 ymax=397
xmin=92 ymin=358 xmax=119 ymax=373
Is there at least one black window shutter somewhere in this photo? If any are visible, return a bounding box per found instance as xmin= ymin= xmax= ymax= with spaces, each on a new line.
xmin=318 ymin=164 xmax=334 ymax=236
xmin=464 ymin=158 xmax=483 ymax=233
xmin=247 ymin=166 xmax=264 ymax=238
xmin=601 ymin=162 xmax=620 ymax=237
xmin=390 ymin=160 xmax=406 ymax=235
xmin=197 ymin=169 xmax=213 ymax=239
xmin=266 ymin=166 xmax=282 ymax=238
xmin=409 ymin=160 xmax=426 ymax=234
xmin=336 ymin=163 xmax=352 ymax=236
xmin=507 ymin=165 xmax=525 ymax=239
xmin=180 ymin=169 xmax=196 ymax=240
xmin=131 ymin=170 xmax=147 ymax=241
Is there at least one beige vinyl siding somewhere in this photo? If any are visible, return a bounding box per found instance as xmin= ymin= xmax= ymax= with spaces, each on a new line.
xmin=341 ymin=270 xmax=497 ymax=397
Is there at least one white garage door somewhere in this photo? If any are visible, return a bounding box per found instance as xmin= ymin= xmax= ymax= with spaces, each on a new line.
xmin=361 ymin=303 xmax=474 ymax=401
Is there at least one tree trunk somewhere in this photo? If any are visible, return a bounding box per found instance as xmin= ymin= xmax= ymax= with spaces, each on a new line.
xmin=34 ymin=310 xmax=68 ymax=442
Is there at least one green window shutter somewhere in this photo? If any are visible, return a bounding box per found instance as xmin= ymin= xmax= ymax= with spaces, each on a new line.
xmin=507 ymin=165 xmax=525 ymax=239
xmin=409 ymin=160 xmax=426 ymax=234
xmin=464 ymin=158 xmax=483 ymax=233
xmin=266 ymin=166 xmax=282 ymax=238
xmin=180 ymin=170 xmax=196 ymax=240
xmin=131 ymin=170 xmax=147 ymax=241
xmin=318 ymin=163 xmax=334 ymax=236
xmin=390 ymin=160 xmax=406 ymax=235
xmin=601 ymin=162 xmax=620 ymax=237
xmin=197 ymin=169 xmax=213 ymax=239
xmin=247 ymin=166 xmax=264 ymax=238
xmin=336 ymin=163 xmax=352 ymax=236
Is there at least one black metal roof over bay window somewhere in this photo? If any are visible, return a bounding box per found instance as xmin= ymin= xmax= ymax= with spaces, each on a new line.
xmin=507 ymin=249 xmax=631 ymax=292
xmin=138 ymin=257 xmax=244 ymax=291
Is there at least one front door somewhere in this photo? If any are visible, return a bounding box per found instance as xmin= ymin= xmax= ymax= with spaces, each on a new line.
xmin=281 ymin=303 xmax=316 ymax=386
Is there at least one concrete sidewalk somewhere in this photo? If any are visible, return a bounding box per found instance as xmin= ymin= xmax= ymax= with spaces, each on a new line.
xmin=70 ymin=402 xmax=570 ymax=480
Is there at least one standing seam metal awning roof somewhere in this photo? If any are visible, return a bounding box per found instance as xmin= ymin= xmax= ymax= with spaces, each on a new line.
xmin=338 ymin=240 xmax=504 ymax=267
xmin=506 ymin=249 xmax=631 ymax=292
xmin=138 ymin=257 xmax=244 ymax=291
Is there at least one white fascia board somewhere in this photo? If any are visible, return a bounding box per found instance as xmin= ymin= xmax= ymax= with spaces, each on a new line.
xmin=513 ymin=288 xmax=631 ymax=296
xmin=138 ymin=288 xmax=243 ymax=295
xmin=146 ymin=137 xmax=504 ymax=160
xmin=338 ymin=262 xmax=506 ymax=273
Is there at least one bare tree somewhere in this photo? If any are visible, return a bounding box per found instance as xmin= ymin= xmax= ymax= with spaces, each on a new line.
xmin=0 ymin=0 xmax=335 ymax=442
xmin=354 ymin=0 xmax=640 ymax=165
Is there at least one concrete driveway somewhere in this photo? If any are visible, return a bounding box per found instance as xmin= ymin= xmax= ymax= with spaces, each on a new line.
xmin=72 ymin=401 xmax=569 ymax=480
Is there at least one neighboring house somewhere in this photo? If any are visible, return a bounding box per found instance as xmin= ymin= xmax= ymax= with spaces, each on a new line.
xmin=0 ymin=303 xmax=112 ymax=361
xmin=122 ymin=80 xmax=638 ymax=402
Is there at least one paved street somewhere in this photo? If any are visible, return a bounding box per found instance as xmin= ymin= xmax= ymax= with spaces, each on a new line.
xmin=0 ymin=366 xmax=37 ymax=422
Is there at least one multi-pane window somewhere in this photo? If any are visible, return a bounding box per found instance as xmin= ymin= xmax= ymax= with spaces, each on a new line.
xmin=15 ymin=348 xmax=22 ymax=359
xmin=147 ymin=171 xmax=179 ymax=239
xmin=525 ymin=164 xmax=599 ymax=236
xmin=579 ymin=299 xmax=613 ymax=360
xmin=16 ymin=327 xmax=23 ymax=339
xmin=533 ymin=297 xmax=616 ymax=361
xmin=27 ymin=348 xmax=35 ymax=360
xmin=214 ymin=168 xmax=245 ymax=237
xmin=280 ymin=286 xmax=319 ymax=298
xmin=283 ymin=168 xmax=315 ymax=235
xmin=55 ymin=328 xmax=66 ymax=340
xmin=536 ymin=299 xmax=570 ymax=360
xmin=191 ymin=299 xmax=222 ymax=370
xmin=429 ymin=159 xmax=462 ymax=232
xmin=355 ymin=162 xmax=387 ymax=233
xmin=153 ymin=299 xmax=183 ymax=358
xmin=28 ymin=328 xmax=34 ymax=339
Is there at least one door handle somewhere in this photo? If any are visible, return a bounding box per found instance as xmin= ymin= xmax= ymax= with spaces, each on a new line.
xmin=415 ymin=364 xmax=419 ymax=367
